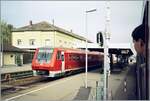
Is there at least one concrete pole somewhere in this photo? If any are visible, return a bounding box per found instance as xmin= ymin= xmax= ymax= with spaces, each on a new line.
xmin=103 ymin=32 xmax=110 ymax=100
xmin=103 ymin=1 xmax=111 ymax=100
xmin=85 ymin=11 xmax=88 ymax=88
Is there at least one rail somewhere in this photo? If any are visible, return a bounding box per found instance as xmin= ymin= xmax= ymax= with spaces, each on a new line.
xmin=1 ymin=70 xmax=33 ymax=82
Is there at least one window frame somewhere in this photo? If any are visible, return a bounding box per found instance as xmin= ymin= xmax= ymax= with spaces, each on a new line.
xmin=29 ymin=39 xmax=35 ymax=46
xmin=17 ymin=39 xmax=22 ymax=45
xmin=45 ymin=39 xmax=50 ymax=46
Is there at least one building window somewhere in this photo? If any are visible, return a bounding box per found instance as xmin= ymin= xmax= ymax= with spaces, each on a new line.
xmin=17 ymin=39 xmax=22 ymax=45
xmin=29 ymin=39 xmax=35 ymax=45
xmin=45 ymin=39 xmax=50 ymax=46
xmin=64 ymin=41 xmax=67 ymax=44
xmin=59 ymin=40 xmax=62 ymax=43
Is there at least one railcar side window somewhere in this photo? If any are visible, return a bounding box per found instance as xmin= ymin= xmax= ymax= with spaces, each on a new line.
xmin=61 ymin=54 xmax=64 ymax=61
xmin=57 ymin=51 xmax=61 ymax=60
xmin=69 ymin=55 xmax=72 ymax=60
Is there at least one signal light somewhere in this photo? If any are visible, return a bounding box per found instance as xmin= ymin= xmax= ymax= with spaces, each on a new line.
xmin=96 ymin=32 xmax=103 ymax=47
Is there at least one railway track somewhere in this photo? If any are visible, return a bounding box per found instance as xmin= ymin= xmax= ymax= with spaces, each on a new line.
xmin=1 ymin=76 xmax=48 ymax=95
xmin=1 ymin=70 xmax=33 ymax=82
xmin=1 ymin=70 xmax=47 ymax=95
xmin=1 ymin=70 xmax=80 ymax=95
xmin=1 ymin=67 xmax=97 ymax=96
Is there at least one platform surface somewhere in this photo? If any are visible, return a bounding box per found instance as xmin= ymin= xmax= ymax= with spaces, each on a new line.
xmin=74 ymin=86 xmax=91 ymax=100
xmin=1 ymin=64 xmax=32 ymax=74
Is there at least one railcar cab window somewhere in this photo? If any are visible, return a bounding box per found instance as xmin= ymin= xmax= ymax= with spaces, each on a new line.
xmin=37 ymin=48 xmax=53 ymax=63
xmin=61 ymin=52 xmax=64 ymax=61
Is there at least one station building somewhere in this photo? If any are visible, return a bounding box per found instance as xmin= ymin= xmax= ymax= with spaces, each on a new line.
xmin=2 ymin=44 xmax=23 ymax=66
xmin=11 ymin=21 xmax=91 ymax=63
xmin=12 ymin=21 xmax=90 ymax=50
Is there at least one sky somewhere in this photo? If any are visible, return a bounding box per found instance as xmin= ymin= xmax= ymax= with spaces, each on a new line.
xmin=1 ymin=1 xmax=144 ymax=50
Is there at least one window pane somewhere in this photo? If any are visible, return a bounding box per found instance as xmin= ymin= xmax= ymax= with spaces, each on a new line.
xmin=29 ymin=39 xmax=35 ymax=45
xmin=17 ymin=39 xmax=22 ymax=45
xmin=37 ymin=48 xmax=53 ymax=63
xmin=45 ymin=39 xmax=50 ymax=46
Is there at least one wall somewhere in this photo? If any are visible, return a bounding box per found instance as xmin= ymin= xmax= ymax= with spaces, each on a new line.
xmin=3 ymin=52 xmax=15 ymax=65
xmin=12 ymin=31 xmax=54 ymax=48
xmin=12 ymin=31 xmax=85 ymax=49
xmin=3 ymin=52 xmax=23 ymax=66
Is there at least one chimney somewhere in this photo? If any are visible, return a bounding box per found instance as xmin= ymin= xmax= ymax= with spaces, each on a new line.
xmin=29 ymin=20 xmax=32 ymax=26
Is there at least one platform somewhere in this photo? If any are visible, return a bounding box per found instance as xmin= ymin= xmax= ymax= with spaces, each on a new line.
xmin=1 ymin=64 xmax=32 ymax=74
xmin=86 ymin=66 xmax=137 ymax=100
xmin=74 ymin=86 xmax=91 ymax=100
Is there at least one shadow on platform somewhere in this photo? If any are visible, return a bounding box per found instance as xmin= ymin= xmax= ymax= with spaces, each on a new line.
xmin=74 ymin=86 xmax=91 ymax=100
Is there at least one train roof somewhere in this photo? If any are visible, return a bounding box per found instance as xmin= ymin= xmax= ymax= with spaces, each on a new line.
xmin=37 ymin=47 xmax=102 ymax=55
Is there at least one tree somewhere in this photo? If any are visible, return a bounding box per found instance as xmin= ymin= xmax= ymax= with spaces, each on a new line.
xmin=0 ymin=20 xmax=13 ymax=45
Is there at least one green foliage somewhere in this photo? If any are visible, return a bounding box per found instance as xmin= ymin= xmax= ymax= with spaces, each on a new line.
xmin=0 ymin=20 xmax=13 ymax=45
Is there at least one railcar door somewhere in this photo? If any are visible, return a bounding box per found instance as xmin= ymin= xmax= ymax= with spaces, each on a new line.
xmin=61 ymin=51 xmax=65 ymax=72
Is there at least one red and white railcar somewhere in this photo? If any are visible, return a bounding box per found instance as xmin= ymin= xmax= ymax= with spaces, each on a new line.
xmin=32 ymin=47 xmax=103 ymax=77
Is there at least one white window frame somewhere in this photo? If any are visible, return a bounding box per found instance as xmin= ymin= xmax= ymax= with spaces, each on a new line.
xmin=29 ymin=39 xmax=35 ymax=46
xmin=17 ymin=39 xmax=22 ymax=45
xmin=45 ymin=39 xmax=50 ymax=46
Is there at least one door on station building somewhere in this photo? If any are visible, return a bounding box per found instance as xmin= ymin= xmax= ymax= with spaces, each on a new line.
xmin=61 ymin=51 xmax=65 ymax=72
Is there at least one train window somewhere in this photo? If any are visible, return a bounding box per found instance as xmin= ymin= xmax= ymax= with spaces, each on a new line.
xmin=57 ymin=51 xmax=61 ymax=60
xmin=61 ymin=54 xmax=64 ymax=61
xmin=71 ymin=55 xmax=74 ymax=60
xmin=37 ymin=49 xmax=53 ymax=63
xmin=76 ymin=55 xmax=80 ymax=61
xmin=69 ymin=55 xmax=72 ymax=60
xmin=88 ymin=56 xmax=91 ymax=60
xmin=80 ymin=56 xmax=82 ymax=60
xmin=72 ymin=55 xmax=76 ymax=61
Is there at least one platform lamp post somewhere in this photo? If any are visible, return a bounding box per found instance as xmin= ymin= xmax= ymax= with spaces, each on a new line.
xmin=52 ymin=19 xmax=55 ymax=48
xmin=103 ymin=1 xmax=111 ymax=100
xmin=85 ymin=9 xmax=97 ymax=88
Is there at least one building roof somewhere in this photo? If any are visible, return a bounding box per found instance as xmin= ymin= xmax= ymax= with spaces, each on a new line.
xmin=2 ymin=44 xmax=25 ymax=52
xmin=79 ymin=43 xmax=134 ymax=56
xmin=13 ymin=21 xmax=91 ymax=42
